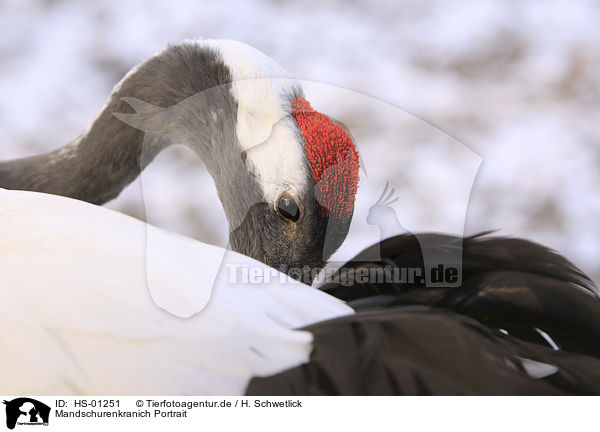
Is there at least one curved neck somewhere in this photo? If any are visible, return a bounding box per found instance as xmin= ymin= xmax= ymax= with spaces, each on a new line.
xmin=0 ymin=111 xmax=147 ymax=205
xmin=0 ymin=44 xmax=246 ymax=206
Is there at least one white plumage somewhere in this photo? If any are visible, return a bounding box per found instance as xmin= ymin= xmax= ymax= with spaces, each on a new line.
xmin=0 ymin=188 xmax=353 ymax=395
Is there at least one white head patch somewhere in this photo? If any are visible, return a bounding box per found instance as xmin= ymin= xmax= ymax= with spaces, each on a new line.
xmin=196 ymin=39 xmax=309 ymax=208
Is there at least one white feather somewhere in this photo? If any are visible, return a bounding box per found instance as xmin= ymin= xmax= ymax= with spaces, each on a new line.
xmin=0 ymin=189 xmax=353 ymax=395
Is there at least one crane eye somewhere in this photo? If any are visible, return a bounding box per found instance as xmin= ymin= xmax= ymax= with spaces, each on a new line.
xmin=276 ymin=193 xmax=300 ymax=222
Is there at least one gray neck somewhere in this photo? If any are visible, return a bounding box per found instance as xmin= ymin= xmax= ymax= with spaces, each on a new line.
xmin=0 ymin=43 xmax=258 ymax=215
xmin=0 ymin=107 xmax=147 ymax=205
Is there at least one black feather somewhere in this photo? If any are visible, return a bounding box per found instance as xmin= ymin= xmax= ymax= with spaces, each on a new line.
xmin=247 ymin=233 xmax=600 ymax=395
xmin=320 ymin=232 xmax=600 ymax=356
xmin=247 ymin=307 xmax=600 ymax=395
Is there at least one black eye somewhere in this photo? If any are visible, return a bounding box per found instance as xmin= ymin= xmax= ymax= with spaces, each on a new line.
xmin=276 ymin=193 xmax=300 ymax=222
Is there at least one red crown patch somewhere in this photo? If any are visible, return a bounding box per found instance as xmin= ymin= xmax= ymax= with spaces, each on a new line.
xmin=291 ymin=97 xmax=359 ymax=219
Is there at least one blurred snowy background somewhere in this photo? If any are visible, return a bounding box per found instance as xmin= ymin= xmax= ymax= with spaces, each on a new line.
xmin=1 ymin=0 xmax=599 ymax=283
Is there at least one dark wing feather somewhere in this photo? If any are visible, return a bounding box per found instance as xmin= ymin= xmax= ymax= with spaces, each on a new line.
xmin=248 ymin=233 xmax=600 ymax=395
xmin=320 ymin=233 xmax=600 ymax=356
xmin=247 ymin=307 xmax=600 ymax=395
xmin=442 ymin=271 xmax=600 ymax=357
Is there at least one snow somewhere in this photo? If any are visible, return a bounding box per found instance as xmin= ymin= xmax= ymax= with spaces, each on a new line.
xmin=1 ymin=0 xmax=598 ymax=283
